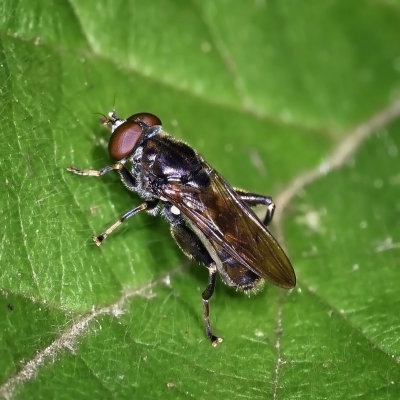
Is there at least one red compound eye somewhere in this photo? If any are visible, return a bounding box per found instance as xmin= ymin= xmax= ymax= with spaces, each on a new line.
xmin=108 ymin=121 xmax=143 ymax=160
xmin=127 ymin=112 xmax=162 ymax=127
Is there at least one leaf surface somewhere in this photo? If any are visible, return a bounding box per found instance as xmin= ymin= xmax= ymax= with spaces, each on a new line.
xmin=1 ymin=1 xmax=400 ymax=399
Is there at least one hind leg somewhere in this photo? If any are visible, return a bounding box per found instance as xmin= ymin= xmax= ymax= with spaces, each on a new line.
xmin=168 ymin=213 xmax=223 ymax=346
xmin=235 ymin=190 xmax=275 ymax=226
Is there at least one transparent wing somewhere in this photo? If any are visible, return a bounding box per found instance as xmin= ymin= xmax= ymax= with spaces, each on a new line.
xmin=160 ymin=167 xmax=296 ymax=288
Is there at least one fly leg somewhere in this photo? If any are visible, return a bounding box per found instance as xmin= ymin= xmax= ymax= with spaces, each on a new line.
xmin=202 ymin=264 xmax=223 ymax=346
xmin=67 ymin=163 xmax=137 ymax=190
xmin=67 ymin=162 xmax=124 ymax=176
xmin=169 ymin=216 xmax=223 ymax=346
xmin=118 ymin=166 xmax=137 ymax=190
xmin=67 ymin=163 xmax=151 ymax=244
xmin=94 ymin=200 xmax=158 ymax=246
xmin=235 ymin=189 xmax=275 ymax=226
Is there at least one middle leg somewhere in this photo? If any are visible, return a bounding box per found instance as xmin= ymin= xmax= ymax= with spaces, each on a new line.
xmin=94 ymin=199 xmax=158 ymax=245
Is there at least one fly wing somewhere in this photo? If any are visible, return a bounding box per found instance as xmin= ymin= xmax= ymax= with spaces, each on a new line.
xmin=159 ymin=167 xmax=296 ymax=289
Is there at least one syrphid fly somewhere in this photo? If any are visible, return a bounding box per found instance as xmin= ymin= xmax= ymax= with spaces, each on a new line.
xmin=67 ymin=111 xmax=296 ymax=346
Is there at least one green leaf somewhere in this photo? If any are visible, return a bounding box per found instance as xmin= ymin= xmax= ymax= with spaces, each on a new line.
xmin=1 ymin=1 xmax=400 ymax=399
xmin=281 ymin=123 xmax=400 ymax=398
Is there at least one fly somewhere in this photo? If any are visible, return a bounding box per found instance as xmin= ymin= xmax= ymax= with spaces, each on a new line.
xmin=67 ymin=111 xmax=296 ymax=346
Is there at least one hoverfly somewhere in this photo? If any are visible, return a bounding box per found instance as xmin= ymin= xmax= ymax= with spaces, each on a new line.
xmin=67 ymin=111 xmax=296 ymax=346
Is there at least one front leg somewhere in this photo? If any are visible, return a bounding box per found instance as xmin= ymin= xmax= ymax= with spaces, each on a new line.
xmin=67 ymin=162 xmax=123 ymax=177
xmin=68 ymin=162 xmax=138 ymax=192
xmin=235 ymin=189 xmax=275 ymax=226
xmin=67 ymin=161 xmax=150 ymax=244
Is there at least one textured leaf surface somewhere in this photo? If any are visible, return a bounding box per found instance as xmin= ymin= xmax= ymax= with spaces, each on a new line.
xmin=1 ymin=1 xmax=400 ymax=399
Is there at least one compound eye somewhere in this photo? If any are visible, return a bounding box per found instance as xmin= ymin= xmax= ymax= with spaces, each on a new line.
xmin=108 ymin=121 xmax=143 ymax=160
xmin=127 ymin=112 xmax=162 ymax=127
